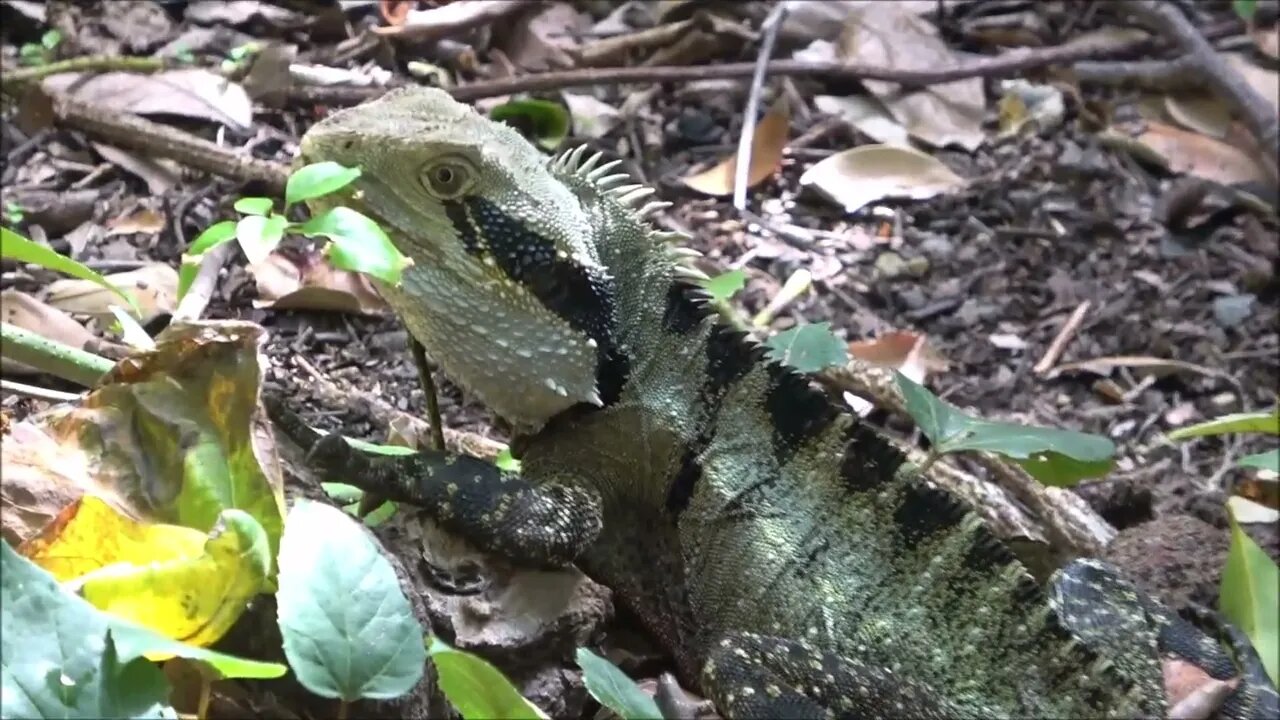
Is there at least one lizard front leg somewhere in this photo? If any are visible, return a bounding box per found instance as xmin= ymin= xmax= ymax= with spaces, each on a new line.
xmin=700 ymin=632 xmax=966 ymax=720
xmin=267 ymin=398 xmax=602 ymax=568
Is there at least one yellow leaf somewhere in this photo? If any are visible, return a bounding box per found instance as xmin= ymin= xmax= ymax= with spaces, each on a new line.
xmin=681 ymin=97 xmax=790 ymax=196
xmin=23 ymin=497 xmax=271 ymax=648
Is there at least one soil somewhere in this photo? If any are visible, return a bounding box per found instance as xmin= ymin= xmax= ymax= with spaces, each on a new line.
xmin=1 ymin=1 xmax=1277 ymax=718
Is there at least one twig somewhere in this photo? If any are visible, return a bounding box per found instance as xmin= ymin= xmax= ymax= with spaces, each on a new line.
xmin=372 ymin=0 xmax=531 ymax=40
xmin=0 ymin=379 xmax=81 ymax=403
xmin=0 ymin=322 xmax=114 ymax=387
xmin=290 ymin=24 xmax=1235 ymax=107
xmin=1121 ymin=0 xmax=1279 ymax=186
xmin=50 ymin=94 xmax=288 ymax=192
xmin=1034 ymin=301 xmax=1092 ymax=375
xmin=732 ymin=2 xmax=788 ymax=211
xmin=1 ymin=55 xmax=170 ymax=88
xmin=1073 ymin=55 xmax=1205 ymax=90
xmin=172 ymin=241 xmax=237 ymax=324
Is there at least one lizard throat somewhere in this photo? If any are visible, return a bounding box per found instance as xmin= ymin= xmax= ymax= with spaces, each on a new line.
xmin=442 ymin=196 xmax=630 ymax=407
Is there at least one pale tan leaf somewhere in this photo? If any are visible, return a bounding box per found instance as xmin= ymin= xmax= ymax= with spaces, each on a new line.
xmin=0 ymin=290 xmax=96 ymax=376
xmin=1227 ymin=496 xmax=1280 ymax=525
xmin=681 ymin=97 xmax=791 ymax=197
xmin=106 ymin=207 xmax=167 ymax=236
xmin=1224 ymin=53 xmax=1279 ymax=114
xmin=799 ymin=144 xmax=966 ymax=214
xmin=249 ymin=251 xmax=389 ymax=315
xmin=1135 ymin=122 xmax=1267 ymax=185
xmin=836 ymin=5 xmax=985 ymax=150
xmin=1164 ymin=94 xmax=1231 ymax=139
xmin=562 ymin=93 xmax=621 ymax=140
xmin=43 ymin=69 xmax=253 ymax=129
xmin=814 ymin=95 xmax=911 ymax=146
xmin=45 ymin=264 xmax=178 ymax=323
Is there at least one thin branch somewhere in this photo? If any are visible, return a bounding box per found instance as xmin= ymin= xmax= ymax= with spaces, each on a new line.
xmin=1073 ymin=55 xmax=1205 ymax=90
xmin=50 ymin=94 xmax=289 ymax=192
xmin=2 ymin=55 xmax=170 ymax=88
xmin=732 ymin=2 xmax=788 ymax=211
xmin=289 ymin=22 xmax=1243 ymax=107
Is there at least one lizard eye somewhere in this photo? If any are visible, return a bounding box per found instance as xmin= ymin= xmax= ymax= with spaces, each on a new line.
xmin=421 ymin=160 xmax=472 ymax=198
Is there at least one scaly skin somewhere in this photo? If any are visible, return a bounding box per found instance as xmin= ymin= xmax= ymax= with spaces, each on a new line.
xmin=285 ymin=87 xmax=1277 ymax=719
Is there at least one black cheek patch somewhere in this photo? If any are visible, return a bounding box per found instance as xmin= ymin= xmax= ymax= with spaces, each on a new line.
xmin=447 ymin=197 xmax=630 ymax=405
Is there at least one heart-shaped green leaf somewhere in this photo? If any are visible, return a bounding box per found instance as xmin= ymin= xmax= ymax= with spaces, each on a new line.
xmin=276 ymin=500 xmax=425 ymax=701
xmin=896 ymin=372 xmax=1115 ymax=486
xmin=765 ymin=322 xmax=848 ymax=374
xmin=701 ymin=270 xmax=746 ymax=303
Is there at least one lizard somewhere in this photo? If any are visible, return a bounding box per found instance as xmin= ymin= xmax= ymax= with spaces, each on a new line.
xmin=272 ymin=86 xmax=1278 ymax=719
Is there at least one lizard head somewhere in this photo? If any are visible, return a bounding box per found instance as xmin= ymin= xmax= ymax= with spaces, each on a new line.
xmin=298 ymin=87 xmax=621 ymax=430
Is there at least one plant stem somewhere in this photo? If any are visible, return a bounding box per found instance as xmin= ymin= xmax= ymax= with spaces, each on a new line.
xmin=0 ymin=322 xmax=114 ymax=387
xmin=2 ymin=54 xmax=169 ymax=87
xmin=917 ymin=448 xmax=942 ymax=476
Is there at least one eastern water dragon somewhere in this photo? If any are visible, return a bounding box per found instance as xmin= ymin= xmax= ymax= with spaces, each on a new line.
xmin=269 ymin=87 xmax=1277 ymax=719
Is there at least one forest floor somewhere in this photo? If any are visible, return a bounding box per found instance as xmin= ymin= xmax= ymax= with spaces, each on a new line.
xmin=2 ymin=1 xmax=1277 ymax=717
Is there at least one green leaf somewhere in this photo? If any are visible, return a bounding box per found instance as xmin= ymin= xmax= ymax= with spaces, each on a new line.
xmin=276 ymin=500 xmax=426 ymax=701
xmin=1221 ymin=507 xmax=1279 ymax=686
xmin=322 ymin=482 xmax=365 ymax=503
xmin=1234 ymin=0 xmax=1259 ymax=20
xmin=344 ymin=437 xmax=418 ymax=456
xmin=287 ymin=162 xmax=362 ymax=207
xmin=235 ymin=214 xmax=287 ymax=266
xmin=42 ymin=29 xmax=62 ymax=50
xmin=179 ymin=221 xmax=239 ymax=301
xmin=2 ymin=226 xmax=140 ymax=316
xmin=301 ymin=207 xmax=409 ymax=286
xmin=234 ymin=197 xmax=275 ymax=216
xmin=576 ymin=648 xmax=662 ymax=720
xmin=427 ymin=636 xmax=547 ymax=719
xmin=108 ymin=621 xmax=287 ymax=680
xmin=700 ymin=269 xmax=746 ymax=303
xmin=764 ymin=322 xmax=848 ymax=373
xmin=1239 ymin=449 xmax=1280 ymax=474
xmin=361 ymin=500 xmax=397 ymax=527
xmin=1168 ymin=408 xmax=1280 ymax=440
xmin=490 ymin=99 xmax=571 ymax=151
xmin=895 ymin=372 xmax=1115 ymax=486
xmin=1 ymin=541 xmax=176 ymax=719
xmin=495 ymin=446 xmax=522 ymax=472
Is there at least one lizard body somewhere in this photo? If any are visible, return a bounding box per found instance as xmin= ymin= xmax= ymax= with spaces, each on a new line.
xmin=284 ymin=87 xmax=1277 ymax=718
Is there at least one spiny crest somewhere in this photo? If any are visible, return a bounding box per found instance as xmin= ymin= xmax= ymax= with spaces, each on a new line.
xmin=551 ymin=143 xmax=702 ymax=274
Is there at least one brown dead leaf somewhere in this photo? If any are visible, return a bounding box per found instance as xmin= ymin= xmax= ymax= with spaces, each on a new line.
xmin=45 ymin=264 xmax=179 ymax=323
xmin=0 ymin=290 xmax=97 ymax=376
xmin=249 ymin=251 xmax=389 ymax=315
xmin=492 ymin=2 xmax=588 ymax=70
xmin=43 ymin=69 xmax=253 ymax=129
xmin=1135 ymin=122 xmax=1267 ymax=185
xmin=681 ymin=97 xmax=791 ymax=197
xmin=106 ymin=207 xmax=167 ymax=236
xmin=848 ymin=330 xmax=948 ymax=384
xmin=837 ymin=4 xmax=985 ymax=150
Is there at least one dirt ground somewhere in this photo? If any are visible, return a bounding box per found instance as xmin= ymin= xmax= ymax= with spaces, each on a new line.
xmin=2 ymin=1 xmax=1277 ymax=717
